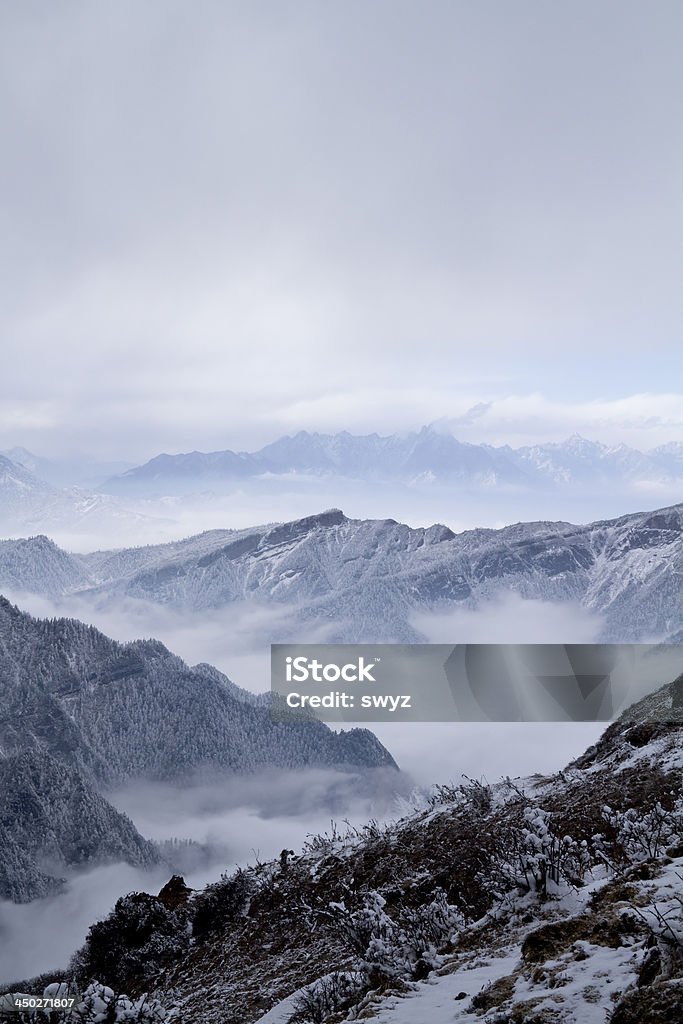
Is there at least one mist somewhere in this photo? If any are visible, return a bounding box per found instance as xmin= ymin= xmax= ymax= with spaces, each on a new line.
xmin=119 ymin=477 xmax=683 ymax=545
xmin=0 ymin=862 xmax=169 ymax=988
xmin=410 ymin=592 xmax=605 ymax=646
xmin=3 ymin=590 xmax=284 ymax=690
xmin=109 ymin=767 xmax=406 ymax=866
xmin=8 ymin=587 xmax=642 ymax=781
xmin=11 ymin=472 xmax=683 ymax=557
xmin=366 ymin=720 xmax=605 ymax=789
xmin=0 ymin=766 xmax=406 ymax=987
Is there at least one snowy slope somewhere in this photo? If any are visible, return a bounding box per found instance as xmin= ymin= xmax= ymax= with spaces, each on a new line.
xmin=20 ymin=677 xmax=681 ymax=1023
xmin=0 ymin=447 xmax=134 ymax=489
xmin=0 ymin=751 xmax=159 ymax=903
xmin=0 ymin=455 xmax=157 ymax=539
xmin=0 ymin=596 xmax=397 ymax=903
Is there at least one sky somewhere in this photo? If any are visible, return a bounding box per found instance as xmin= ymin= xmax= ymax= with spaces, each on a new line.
xmin=1 ymin=1 xmax=683 ymax=461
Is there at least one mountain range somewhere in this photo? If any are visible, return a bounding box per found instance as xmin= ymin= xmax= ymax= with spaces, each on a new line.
xmin=4 ymin=429 xmax=683 ymax=502
xmin=2 ymin=502 xmax=682 ymax=643
xmin=97 ymin=427 xmax=683 ymax=495
xmin=3 ymin=431 xmax=682 ymax=546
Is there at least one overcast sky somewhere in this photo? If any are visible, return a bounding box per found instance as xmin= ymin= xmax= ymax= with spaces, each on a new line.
xmin=2 ymin=1 xmax=682 ymax=460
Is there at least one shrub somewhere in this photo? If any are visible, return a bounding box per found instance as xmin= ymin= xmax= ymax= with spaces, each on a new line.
xmin=191 ymin=868 xmax=254 ymax=941
xmin=69 ymin=893 xmax=190 ymax=992
xmin=601 ymin=802 xmax=681 ymax=863
xmin=70 ymin=982 xmax=168 ymax=1022
xmin=290 ymin=972 xmax=367 ymax=1023
xmin=332 ymin=888 xmax=463 ymax=982
xmin=491 ymin=804 xmax=592 ymax=897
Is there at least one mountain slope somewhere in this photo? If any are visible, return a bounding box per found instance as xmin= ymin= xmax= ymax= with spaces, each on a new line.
xmin=0 ymin=455 xmax=63 ymax=522
xmin=0 ymin=597 xmax=396 ymax=903
xmin=0 ymin=596 xmax=396 ymax=787
xmin=0 ymin=751 xmax=159 ymax=903
xmin=2 ymin=503 xmax=681 ymax=642
xmin=20 ymin=677 xmax=682 ymax=1022
xmin=0 ymin=455 xmax=154 ymax=539
xmin=0 ymin=448 xmax=134 ymax=489
xmin=0 ymin=534 xmax=92 ymax=597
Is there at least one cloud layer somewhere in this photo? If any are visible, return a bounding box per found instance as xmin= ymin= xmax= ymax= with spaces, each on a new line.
xmin=1 ymin=2 xmax=681 ymax=458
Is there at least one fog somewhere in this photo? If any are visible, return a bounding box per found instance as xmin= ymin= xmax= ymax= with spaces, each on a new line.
xmin=0 ymin=765 xmax=408 ymax=987
xmin=368 ymin=721 xmax=606 ymax=789
xmin=109 ymin=768 xmax=406 ymax=863
xmin=6 ymin=589 xmax=299 ymax=691
xmin=11 ymin=472 xmax=683 ymax=556
xmin=0 ymin=863 xmax=169 ymax=987
xmin=7 ymin=588 xmax=607 ymax=705
xmin=365 ymin=595 xmax=603 ymax=783
xmin=7 ymin=586 xmax=635 ymax=786
xmin=118 ymin=478 xmax=683 ymax=545
xmin=410 ymin=592 xmax=605 ymax=646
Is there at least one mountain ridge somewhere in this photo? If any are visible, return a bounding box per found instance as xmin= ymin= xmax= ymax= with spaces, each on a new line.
xmin=0 ymin=750 xmax=160 ymax=903
xmin=1 ymin=502 xmax=681 ymax=643
xmin=0 ymin=455 xmax=157 ymax=539
xmin=96 ymin=427 xmax=683 ymax=495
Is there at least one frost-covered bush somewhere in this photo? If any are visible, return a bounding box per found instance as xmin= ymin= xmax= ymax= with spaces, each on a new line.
xmin=347 ymin=892 xmax=403 ymax=977
xmin=601 ymin=801 xmax=681 ymax=863
xmin=0 ymin=983 xmax=167 ymax=1023
xmin=640 ymin=896 xmax=683 ymax=951
xmin=191 ymin=868 xmax=254 ymax=940
xmin=630 ymin=881 xmax=683 ymax=985
xmin=70 ymin=982 xmax=168 ymax=1022
xmin=332 ymin=889 xmax=463 ymax=981
xmin=396 ymin=891 xmax=465 ymax=969
xmin=290 ymin=972 xmax=367 ymax=1023
xmin=70 ymin=892 xmax=190 ymax=992
xmin=496 ymin=806 xmax=591 ymax=896
xmin=428 ymin=777 xmax=493 ymax=813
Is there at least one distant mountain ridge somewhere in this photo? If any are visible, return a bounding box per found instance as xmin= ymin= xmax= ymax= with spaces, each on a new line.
xmin=1 ymin=502 xmax=682 ymax=643
xmin=0 ymin=454 xmax=156 ymax=537
xmin=0 ymin=448 xmax=133 ymax=489
xmin=98 ymin=427 xmax=683 ymax=495
xmin=3 ymin=434 xmax=682 ymax=543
